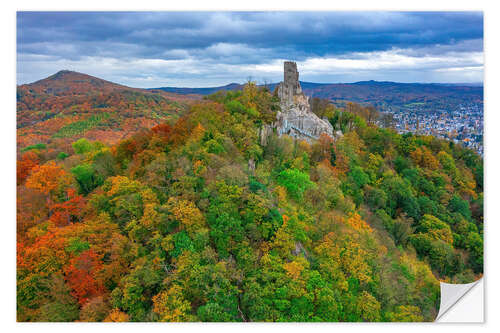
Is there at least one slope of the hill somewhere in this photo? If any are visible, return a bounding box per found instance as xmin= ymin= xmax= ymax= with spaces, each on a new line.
xmin=17 ymin=71 xmax=197 ymax=151
xmin=17 ymin=83 xmax=483 ymax=322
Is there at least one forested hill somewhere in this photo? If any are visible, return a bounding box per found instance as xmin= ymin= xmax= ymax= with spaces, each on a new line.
xmin=152 ymin=80 xmax=483 ymax=113
xmin=17 ymin=71 xmax=198 ymax=150
xmin=20 ymin=70 xmax=134 ymax=95
xmin=17 ymin=82 xmax=483 ymax=322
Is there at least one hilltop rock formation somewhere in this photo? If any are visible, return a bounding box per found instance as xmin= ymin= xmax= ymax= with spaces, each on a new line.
xmin=274 ymin=61 xmax=333 ymax=141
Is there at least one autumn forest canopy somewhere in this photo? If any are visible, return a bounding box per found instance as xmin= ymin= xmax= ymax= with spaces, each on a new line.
xmin=16 ymin=74 xmax=483 ymax=322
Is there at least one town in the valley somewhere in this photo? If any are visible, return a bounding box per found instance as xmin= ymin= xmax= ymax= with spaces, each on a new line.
xmin=379 ymin=103 xmax=483 ymax=156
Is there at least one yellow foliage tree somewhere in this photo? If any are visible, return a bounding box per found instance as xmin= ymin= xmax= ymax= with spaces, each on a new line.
xmin=340 ymin=241 xmax=372 ymax=284
xmin=410 ymin=146 xmax=440 ymax=170
xmin=346 ymin=212 xmax=373 ymax=232
xmin=103 ymin=308 xmax=130 ymax=322
xmin=387 ymin=305 xmax=424 ymax=322
xmin=152 ymin=285 xmax=193 ymax=322
xmin=283 ymin=257 xmax=308 ymax=280
xmin=140 ymin=203 xmax=160 ymax=229
xmin=356 ymin=291 xmax=381 ymax=321
xmin=166 ymin=197 xmax=206 ymax=235
xmin=104 ymin=175 xmax=141 ymax=197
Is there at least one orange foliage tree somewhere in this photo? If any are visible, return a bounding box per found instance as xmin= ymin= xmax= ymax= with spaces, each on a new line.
xmin=64 ymin=249 xmax=105 ymax=305
xmin=17 ymin=151 xmax=40 ymax=185
xmin=49 ymin=188 xmax=86 ymax=226
xmin=25 ymin=161 xmax=72 ymax=199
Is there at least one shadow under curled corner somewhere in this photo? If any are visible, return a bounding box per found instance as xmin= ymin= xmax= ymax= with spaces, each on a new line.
xmin=435 ymin=278 xmax=484 ymax=322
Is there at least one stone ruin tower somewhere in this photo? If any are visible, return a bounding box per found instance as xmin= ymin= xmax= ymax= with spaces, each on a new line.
xmin=275 ymin=61 xmax=333 ymax=141
xmin=281 ymin=61 xmax=301 ymax=102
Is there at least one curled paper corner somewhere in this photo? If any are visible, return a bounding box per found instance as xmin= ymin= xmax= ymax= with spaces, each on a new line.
xmin=435 ymin=277 xmax=484 ymax=322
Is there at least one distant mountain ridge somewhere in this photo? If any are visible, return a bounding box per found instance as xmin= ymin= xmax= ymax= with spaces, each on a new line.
xmin=149 ymin=81 xmax=331 ymax=95
xmin=151 ymin=80 xmax=483 ymax=113
xmin=19 ymin=71 xmax=483 ymax=115
xmin=150 ymin=83 xmax=243 ymax=96
xmin=150 ymin=80 xmax=482 ymax=94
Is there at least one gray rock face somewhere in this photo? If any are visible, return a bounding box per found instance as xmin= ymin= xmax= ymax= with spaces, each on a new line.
xmin=275 ymin=61 xmax=333 ymax=141
xmin=259 ymin=124 xmax=273 ymax=146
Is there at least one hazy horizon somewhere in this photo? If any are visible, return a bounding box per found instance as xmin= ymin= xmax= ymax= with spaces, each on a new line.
xmin=19 ymin=68 xmax=484 ymax=90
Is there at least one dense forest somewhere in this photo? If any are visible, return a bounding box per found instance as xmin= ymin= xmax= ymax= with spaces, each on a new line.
xmin=17 ymin=82 xmax=483 ymax=322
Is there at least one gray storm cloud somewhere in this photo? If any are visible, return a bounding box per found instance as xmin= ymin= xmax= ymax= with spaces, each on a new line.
xmin=17 ymin=11 xmax=483 ymax=87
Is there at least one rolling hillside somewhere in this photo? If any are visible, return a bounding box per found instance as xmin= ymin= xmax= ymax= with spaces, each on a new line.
xmin=17 ymin=71 xmax=197 ymax=151
xmin=17 ymin=81 xmax=483 ymax=322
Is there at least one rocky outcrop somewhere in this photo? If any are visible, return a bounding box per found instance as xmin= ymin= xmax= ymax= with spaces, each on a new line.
xmin=275 ymin=61 xmax=333 ymax=141
xmin=259 ymin=124 xmax=273 ymax=146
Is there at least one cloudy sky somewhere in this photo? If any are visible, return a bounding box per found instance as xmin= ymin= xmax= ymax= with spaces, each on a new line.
xmin=17 ymin=11 xmax=483 ymax=87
